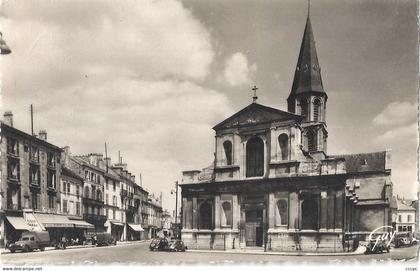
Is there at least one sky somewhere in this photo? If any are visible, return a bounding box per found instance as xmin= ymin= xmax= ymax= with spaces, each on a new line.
xmin=0 ymin=0 xmax=418 ymax=214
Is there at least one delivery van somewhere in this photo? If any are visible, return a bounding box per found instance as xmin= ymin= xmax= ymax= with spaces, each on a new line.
xmin=8 ymin=231 xmax=50 ymax=253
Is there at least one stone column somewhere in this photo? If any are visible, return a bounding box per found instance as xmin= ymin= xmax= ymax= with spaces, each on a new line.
xmin=232 ymin=195 xmax=238 ymax=230
xmin=327 ymin=189 xmax=335 ymax=230
xmin=192 ymin=197 xmax=198 ymax=229
xmin=289 ymin=191 xmax=299 ymax=229
xmin=268 ymin=192 xmax=275 ymax=229
xmin=320 ymin=191 xmax=328 ymax=230
xmin=214 ymin=195 xmax=221 ymax=229
xmin=335 ymin=190 xmax=343 ymax=230
xmin=290 ymin=126 xmax=296 ymax=160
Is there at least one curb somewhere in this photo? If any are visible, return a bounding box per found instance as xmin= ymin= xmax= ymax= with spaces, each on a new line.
xmin=185 ymin=248 xmax=366 ymax=257
xmin=1 ymin=240 xmax=149 ymax=255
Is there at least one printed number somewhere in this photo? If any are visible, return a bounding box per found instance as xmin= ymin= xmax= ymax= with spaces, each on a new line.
xmin=406 ymin=268 xmax=417 ymax=271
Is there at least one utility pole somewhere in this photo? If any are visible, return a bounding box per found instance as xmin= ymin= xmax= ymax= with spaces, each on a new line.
xmin=104 ymin=142 xmax=109 ymax=173
xmin=30 ymin=104 xmax=34 ymax=136
xmin=175 ymin=181 xmax=178 ymax=225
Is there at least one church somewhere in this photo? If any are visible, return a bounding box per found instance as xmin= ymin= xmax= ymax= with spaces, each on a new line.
xmin=180 ymin=9 xmax=393 ymax=252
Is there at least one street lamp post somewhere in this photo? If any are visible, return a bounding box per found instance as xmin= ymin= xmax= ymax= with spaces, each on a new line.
xmin=171 ymin=181 xmax=179 ymax=224
xmin=170 ymin=181 xmax=179 ymax=238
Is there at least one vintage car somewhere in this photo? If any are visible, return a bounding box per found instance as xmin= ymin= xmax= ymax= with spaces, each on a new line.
xmin=365 ymin=239 xmax=390 ymax=254
xmin=8 ymin=231 xmax=50 ymax=253
xmin=149 ymin=238 xmax=169 ymax=251
xmin=167 ymin=240 xmax=187 ymax=252
xmin=95 ymin=233 xmax=117 ymax=246
xmin=394 ymin=233 xmax=418 ymax=248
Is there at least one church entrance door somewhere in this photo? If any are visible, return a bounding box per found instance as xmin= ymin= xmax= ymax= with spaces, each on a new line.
xmin=245 ymin=209 xmax=263 ymax=247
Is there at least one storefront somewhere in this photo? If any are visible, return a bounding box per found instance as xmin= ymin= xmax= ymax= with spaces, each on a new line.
xmin=68 ymin=219 xmax=94 ymax=245
xmin=105 ymin=220 xmax=124 ymax=241
xmin=127 ymin=223 xmax=144 ymax=241
xmin=4 ymin=216 xmax=32 ymax=246
xmin=31 ymin=213 xmax=74 ymax=245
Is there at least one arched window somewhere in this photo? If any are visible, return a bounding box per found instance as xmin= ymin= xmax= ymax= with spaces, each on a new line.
xmin=246 ymin=137 xmax=264 ymax=177
xmin=199 ymin=201 xmax=213 ymax=229
xmin=221 ymin=201 xmax=232 ymax=226
xmin=276 ymin=199 xmax=288 ymax=226
xmin=223 ymin=141 xmax=233 ymax=166
xmin=278 ymin=134 xmax=289 ymax=160
xmin=300 ymin=99 xmax=308 ymax=121
xmin=313 ymin=98 xmax=321 ymax=121
xmin=84 ymin=186 xmax=90 ymax=198
xmin=307 ymin=130 xmax=317 ymax=152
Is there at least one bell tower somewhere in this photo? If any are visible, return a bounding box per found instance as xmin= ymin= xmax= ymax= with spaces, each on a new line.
xmin=287 ymin=4 xmax=328 ymax=158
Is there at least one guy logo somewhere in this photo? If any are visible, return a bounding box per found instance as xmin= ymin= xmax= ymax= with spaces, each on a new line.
xmin=368 ymin=226 xmax=395 ymax=251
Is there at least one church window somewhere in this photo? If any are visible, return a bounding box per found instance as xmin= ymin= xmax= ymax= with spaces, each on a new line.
xmin=223 ymin=140 xmax=233 ymax=166
xmin=307 ymin=130 xmax=317 ymax=152
xmin=300 ymin=99 xmax=308 ymax=121
xmin=246 ymin=137 xmax=264 ymax=177
xmin=313 ymin=98 xmax=321 ymax=121
xmin=301 ymin=195 xmax=319 ymax=230
xmin=278 ymin=134 xmax=289 ymax=160
xmin=276 ymin=199 xmax=288 ymax=226
xmin=199 ymin=201 xmax=213 ymax=230
xmin=221 ymin=201 xmax=232 ymax=227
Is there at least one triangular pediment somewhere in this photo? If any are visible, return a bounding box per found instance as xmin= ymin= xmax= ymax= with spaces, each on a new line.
xmin=213 ymin=103 xmax=302 ymax=130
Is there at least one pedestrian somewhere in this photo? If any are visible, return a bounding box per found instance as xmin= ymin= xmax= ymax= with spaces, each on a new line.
xmin=61 ymin=235 xmax=67 ymax=249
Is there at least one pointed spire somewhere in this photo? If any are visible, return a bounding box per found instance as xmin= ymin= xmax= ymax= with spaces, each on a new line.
xmin=307 ymin=0 xmax=310 ymax=17
xmin=288 ymin=5 xmax=326 ymax=101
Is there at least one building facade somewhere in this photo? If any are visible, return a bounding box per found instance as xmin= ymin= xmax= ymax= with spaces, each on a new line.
xmin=180 ymin=12 xmax=393 ymax=253
xmin=393 ymin=198 xmax=416 ymax=234
xmin=0 ymin=112 xmax=70 ymax=246
xmin=0 ymin=112 xmax=164 ymax=247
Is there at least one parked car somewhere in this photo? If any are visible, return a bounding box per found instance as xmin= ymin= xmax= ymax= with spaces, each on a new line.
xmin=394 ymin=233 xmax=418 ymax=248
xmin=167 ymin=240 xmax=187 ymax=252
xmin=149 ymin=238 xmax=169 ymax=251
xmin=8 ymin=231 xmax=50 ymax=253
xmin=365 ymin=239 xmax=390 ymax=254
xmin=95 ymin=233 xmax=117 ymax=246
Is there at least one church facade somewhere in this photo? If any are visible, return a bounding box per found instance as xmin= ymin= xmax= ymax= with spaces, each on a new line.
xmin=180 ymin=12 xmax=393 ymax=252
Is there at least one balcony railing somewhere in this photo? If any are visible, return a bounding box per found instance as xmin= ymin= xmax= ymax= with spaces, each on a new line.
xmin=83 ymin=213 xmax=107 ymax=223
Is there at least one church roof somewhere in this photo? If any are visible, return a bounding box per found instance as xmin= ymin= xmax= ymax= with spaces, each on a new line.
xmin=213 ymin=102 xmax=302 ymax=130
xmin=331 ymin=151 xmax=387 ymax=173
xmin=288 ymin=14 xmax=326 ymax=100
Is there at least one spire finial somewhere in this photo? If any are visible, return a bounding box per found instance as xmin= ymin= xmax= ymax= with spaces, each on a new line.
xmin=307 ymin=0 xmax=311 ymax=17
xmin=252 ymin=85 xmax=258 ymax=103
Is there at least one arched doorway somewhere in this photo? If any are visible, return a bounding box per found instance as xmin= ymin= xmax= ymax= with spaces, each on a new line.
xmin=246 ymin=137 xmax=264 ymax=177
xmin=301 ymin=197 xmax=319 ymax=230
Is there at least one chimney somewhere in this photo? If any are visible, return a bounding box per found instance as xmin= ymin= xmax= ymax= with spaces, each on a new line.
xmin=39 ymin=130 xmax=47 ymax=140
xmin=3 ymin=111 xmax=13 ymax=127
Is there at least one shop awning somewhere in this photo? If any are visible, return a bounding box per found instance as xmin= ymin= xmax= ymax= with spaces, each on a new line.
xmin=6 ymin=216 xmax=32 ymax=231
xmin=128 ymin=223 xmax=144 ymax=232
xmin=33 ymin=213 xmax=74 ymax=228
xmin=71 ymin=220 xmax=94 ymax=229
xmin=108 ymin=220 xmax=124 ymax=226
